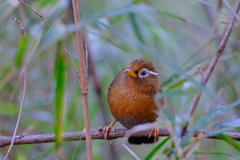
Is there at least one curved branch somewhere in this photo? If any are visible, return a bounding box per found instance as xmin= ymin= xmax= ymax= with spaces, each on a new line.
xmin=1 ymin=128 xmax=240 ymax=148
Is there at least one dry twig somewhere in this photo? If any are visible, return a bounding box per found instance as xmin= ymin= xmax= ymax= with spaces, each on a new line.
xmin=72 ymin=0 xmax=93 ymax=159
xmin=222 ymin=0 xmax=240 ymax=24
xmin=5 ymin=17 xmax=27 ymax=159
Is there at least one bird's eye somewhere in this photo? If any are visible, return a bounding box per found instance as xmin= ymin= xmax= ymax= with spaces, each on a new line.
xmin=141 ymin=71 xmax=146 ymax=76
xmin=138 ymin=69 xmax=149 ymax=78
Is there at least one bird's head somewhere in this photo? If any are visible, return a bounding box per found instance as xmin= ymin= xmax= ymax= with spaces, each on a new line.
xmin=123 ymin=58 xmax=160 ymax=93
xmin=124 ymin=58 xmax=158 ymax=79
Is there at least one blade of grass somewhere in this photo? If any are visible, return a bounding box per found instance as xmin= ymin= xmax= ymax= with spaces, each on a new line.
xmin=71 ymin=129 xmax=85 ymax=160
xmin=123 ymin=144 xmax=140 ymax=160
xmin=218 ymin=133 xmax=240 ymax=152
xmin=54 ymin=41 xmax=66 ymax=153
xmin=145 ymin=137 xmax=171 ymax=160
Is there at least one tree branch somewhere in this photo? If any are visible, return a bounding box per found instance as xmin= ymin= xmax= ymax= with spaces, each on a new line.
xmin=1 ymin=128 xmax=240 ymax=148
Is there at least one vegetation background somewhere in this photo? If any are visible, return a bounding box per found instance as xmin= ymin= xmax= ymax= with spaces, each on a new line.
xmin=0 ymin=0 xmax=240 ymax=159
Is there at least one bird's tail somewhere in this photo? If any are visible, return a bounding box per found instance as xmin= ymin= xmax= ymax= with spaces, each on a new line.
xmin=128 ymin=136 xmax=159 ymax=145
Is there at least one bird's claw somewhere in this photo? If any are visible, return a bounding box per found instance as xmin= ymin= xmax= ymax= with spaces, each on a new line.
xmin=148 ymin=125 xmax=159 ymax=142
xmin=103 ymin=125 xmax=115 ymax=141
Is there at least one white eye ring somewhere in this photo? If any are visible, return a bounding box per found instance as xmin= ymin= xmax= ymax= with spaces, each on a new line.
xmin=138 ymin=68 xmax=158 ymax=78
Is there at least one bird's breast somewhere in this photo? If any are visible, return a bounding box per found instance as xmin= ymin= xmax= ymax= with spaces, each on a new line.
xmin=107 ymin=79 xmax=159 ymax=129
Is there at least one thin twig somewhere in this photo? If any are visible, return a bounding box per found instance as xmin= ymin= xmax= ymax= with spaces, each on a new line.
xmin=19 ymin=0 xmax=51 ymax=28
xmin=181 ymin=0 xmax=240 ymax=136
xmin=221 ymin=20 xmax=240 ymax=27
xmin=222 ymin=0 xmax=240 ymax=24
xmin=197 ymin=0 xmax=231 ymax=18
xmin=63 ymin=45 xmax=80 ymax=79
xmin=72 ymin=0 xmax=93 ymax=159
xmin=1 ymin=128 xmax=240 ymax=148
xmin=18 ymin=0 xmax=80 ymax=82
xmin=203 ymin=0 xmax=222 ymax=57
xmin=5 ymin=17 xmax=27 ymax=159
xmin=19 ymin=0 xmax=24 ymax=29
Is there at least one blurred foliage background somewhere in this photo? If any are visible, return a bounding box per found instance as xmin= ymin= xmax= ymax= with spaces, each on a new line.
xmin=1 ymin=0 xmax=240 ymax=159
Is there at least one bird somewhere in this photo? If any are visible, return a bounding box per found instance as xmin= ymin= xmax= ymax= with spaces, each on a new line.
xmin=103 ymin=58 xmax=165 ymax=144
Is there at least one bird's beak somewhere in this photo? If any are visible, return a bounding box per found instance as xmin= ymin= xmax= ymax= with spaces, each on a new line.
xmin=124 ymin=69 xmax=137 ymax=78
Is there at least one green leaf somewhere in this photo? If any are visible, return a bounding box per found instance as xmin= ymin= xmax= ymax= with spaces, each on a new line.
xmin=144 ymin=137 xmax=170 ymax=160
xmin=71 ymin=130 xmax=85 ymax=160
xmin=54 ymin=41 xmax=67 ymax=146
xmin=163 ymin=79 xmax=186 ymax=92
xmin=218 ymin=134 xmax=240 ymax=152
xmin=133 ymin=0 xmax=145 ymax=4
xmin=129 ymin=13 xmax=144 ymax=44
xmin=162 ymin=148 xmax=171 ymax=154
xmin=159 ymin=10 xmax=187 ymax=22
xmin=16 ymin=36 xmax=25 ymax=68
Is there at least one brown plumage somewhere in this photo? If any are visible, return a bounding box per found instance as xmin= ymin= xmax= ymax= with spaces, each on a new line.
xmin=104 ymin=58 xmax=165 ymax=144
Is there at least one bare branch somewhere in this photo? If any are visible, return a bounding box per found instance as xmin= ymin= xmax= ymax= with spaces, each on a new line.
xmin=19 ymin=0 xmax=51 ymax=28
xmin=72 ymin=0 xmax=93 ymax=159
xmin=181 ymin=0 xmax=240 ymax=136
xmin=5 ymin=17 xmax=27 ymax=159
xmin=1 ymin=128 xmax=240 ymax=148
xmin=12 ymin=17 xmax=24 ymax=35
xmin=63 ymin=45 xmax=80 ymax=79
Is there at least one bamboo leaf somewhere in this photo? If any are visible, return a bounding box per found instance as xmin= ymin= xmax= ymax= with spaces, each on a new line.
xmin=71 ymin=129 xmax=85 ymax=160
xmin=218 ymin=133 xmax=240 ymax=152
xmin=54 ymin=41 xmax=67 ymax=146
xmin=214 ymin=119 xmax=240 ymax=129
xmin=16 ymin=37 xmax=25 ymax=68
xmin=145 ymin=137 xmax=170 ymax=160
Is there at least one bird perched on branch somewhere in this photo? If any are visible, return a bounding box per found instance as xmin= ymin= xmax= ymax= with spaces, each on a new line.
xmin=104 ymin=58 xmax=165 ymax=144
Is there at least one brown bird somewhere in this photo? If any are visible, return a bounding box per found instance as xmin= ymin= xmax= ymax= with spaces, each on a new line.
xmin=104 ymin=58 xmax=165 ymax=144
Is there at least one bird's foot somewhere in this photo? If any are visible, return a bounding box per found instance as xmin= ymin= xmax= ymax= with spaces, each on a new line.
xmin=103 ymin=120 xmax=117 ymax=141
xmin=148 ymin=122 xmax=159 ymax=142
xmin=103 ymin=125 xmax=115 ymax=141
